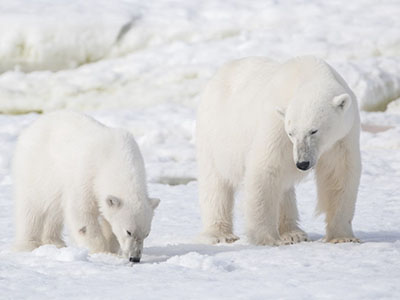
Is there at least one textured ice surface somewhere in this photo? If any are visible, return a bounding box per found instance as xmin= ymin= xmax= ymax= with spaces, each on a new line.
xmin=1 ymin=0 xmax=400 ymax=113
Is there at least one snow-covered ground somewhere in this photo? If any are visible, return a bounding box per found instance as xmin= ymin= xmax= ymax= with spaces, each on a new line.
xmin=0 ymin=0 xmax=400 ymax=299
xmin=1 ymin=109 xmax=400 ymax=300
xmin=1 ymin=0 xmax=400 ymax=113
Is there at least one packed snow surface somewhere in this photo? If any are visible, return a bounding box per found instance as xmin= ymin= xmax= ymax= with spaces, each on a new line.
xmin=0 ymin=0 xmax=400 ymax=299
xmin=0 ymin=108 xmax=400 ymax=300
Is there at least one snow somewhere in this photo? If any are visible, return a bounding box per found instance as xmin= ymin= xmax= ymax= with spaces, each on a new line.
xmin=1 ymin=108 xmax=400 ymax=299
xmin=1 ymin=0 xmax=400 ymax=113
xmin=0 ymin=0 xmax=400 ymax=299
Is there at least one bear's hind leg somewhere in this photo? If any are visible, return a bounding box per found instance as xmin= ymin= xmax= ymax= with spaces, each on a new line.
xmin=14 ymin=203 xmax=44 ymax=252
xmin=198 ymin=166 xmax=238 ymax=244
xmin=41 ymin=202 xmax=66 ymax=248
xmin=279 ymin=188 xmax=308 ymax=243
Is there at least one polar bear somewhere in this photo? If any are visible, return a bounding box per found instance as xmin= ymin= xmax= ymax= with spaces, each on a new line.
xmin=13 ymin=111 xmax=160 ymax=262
xmin=197 ymin=56 xmax=361 ymax=245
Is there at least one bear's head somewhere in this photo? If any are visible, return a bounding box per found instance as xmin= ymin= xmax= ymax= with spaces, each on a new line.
xmin=102 ymin=194 xmax=160 ymax=262
xmin=95 ymin=131 xmax=160 ymax=262
xmin=277 ymin=84 xmax=356 ymax=171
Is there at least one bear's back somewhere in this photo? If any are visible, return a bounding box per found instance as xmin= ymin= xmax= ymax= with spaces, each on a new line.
xmin=14 ymin=111 xmax=115 ymax=174
xmin=198 ymin=57 xmax=281 ymax=134
xmin=202 ymin=57 xmax=280 ymax=106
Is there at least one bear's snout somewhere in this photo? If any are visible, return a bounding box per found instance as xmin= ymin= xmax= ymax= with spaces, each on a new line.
xmin=296 ymin=161 xmax=310 ymax=171
xmin=129 ymin=256 xmax=141 ymax=263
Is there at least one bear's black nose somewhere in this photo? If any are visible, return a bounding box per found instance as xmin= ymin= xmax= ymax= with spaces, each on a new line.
xmin=130 ymin=257 xmax=141 ymax=263
xmin=296 ymin=161 xmax=310 ymax=171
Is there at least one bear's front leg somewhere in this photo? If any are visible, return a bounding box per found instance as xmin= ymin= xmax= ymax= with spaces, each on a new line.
xmin=69 ymin=216 xmax=109 ymax=253
xmin=65 ymin=199 xmax=109 ymax=253
xmin=316 ymin=138 xmax=361 ymax=243
xmin=99 ymin=216 xmax=120 ymax=254
xmin=279 ymin=188 xmax=308 ymax=243
xmin=244 ymin=165 xmax=286 ymax=246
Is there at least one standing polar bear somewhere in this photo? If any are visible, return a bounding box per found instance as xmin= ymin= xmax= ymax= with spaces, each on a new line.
xmin=13 ymin=111 xmax=159 ymax=262
xmin=197 ymin=56 xmax=361 ymax=245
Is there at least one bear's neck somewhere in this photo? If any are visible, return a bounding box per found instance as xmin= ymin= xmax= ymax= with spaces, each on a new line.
xmin=270 ymin=58 xmax=334 ymax=106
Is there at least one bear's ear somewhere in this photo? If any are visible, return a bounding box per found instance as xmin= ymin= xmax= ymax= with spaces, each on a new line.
xmin=107 ymin=196 xmax=121 ymax=208
xmin=149 ymin=197 xmax=160 ymax=210
xmin=275 ymin=106 xmax=286 ymax=120
xmin=333 ymin=94 xmax=351 ymax=112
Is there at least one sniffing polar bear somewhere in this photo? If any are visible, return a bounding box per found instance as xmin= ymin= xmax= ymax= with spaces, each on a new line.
xmin=197 ymin=56 xmax=361 ymax=245
xmin=13 ymin=111 xmax=159 ymax=262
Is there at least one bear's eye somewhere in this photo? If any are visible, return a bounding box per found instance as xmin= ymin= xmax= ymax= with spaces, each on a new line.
xmin=288 ymin=132 xmax=293 ymax=137
xmin=310 ymin=130 xmax=318 ymax=135
xmin=126 ymin=230 xmax=132 ymax=236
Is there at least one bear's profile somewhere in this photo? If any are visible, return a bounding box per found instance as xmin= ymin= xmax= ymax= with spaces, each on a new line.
xmin=13 ymin=111 xmax=159 ymax=262
xmin=196 ymin=56 xmax=361 ymax=245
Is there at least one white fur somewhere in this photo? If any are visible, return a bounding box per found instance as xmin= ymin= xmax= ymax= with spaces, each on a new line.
xmin=13 ymin=111 xmax=159 ymax=261
xmin=196 ymin=56 xmax=361 ymax=245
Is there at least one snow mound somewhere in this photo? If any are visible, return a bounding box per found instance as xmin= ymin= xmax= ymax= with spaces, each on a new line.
xmin=33 ymin=245 xmax=88 ymax=262
xmin=166 ymin=252 xmax=236 ymax=272
xmin=387 ymin=98 xmax=400 ymax=113
xmin=0 ymin=0 xmax=138 ymax=73
xmin=0 ymin=0 xmax=400 ymax=113
xmin=337 ymin=58 xmax=400 ymax=111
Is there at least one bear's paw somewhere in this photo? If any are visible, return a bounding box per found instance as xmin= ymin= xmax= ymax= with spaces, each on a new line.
xmin=280 ymin=230 xmax=309 ymax=244
xmin=328 ymin=237 xmax=361 ymax=244
xmin=198 ymin=232 xmax=240 ymax=244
